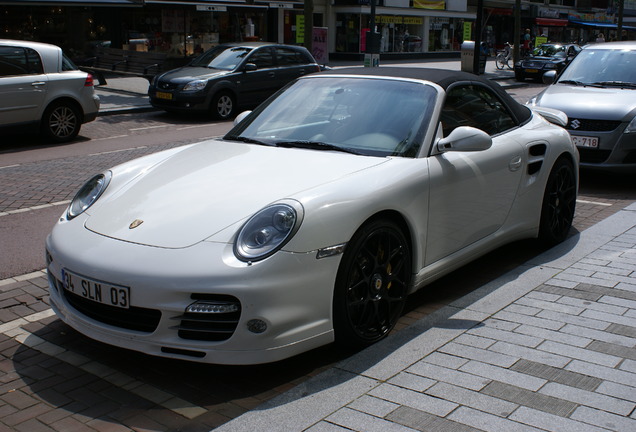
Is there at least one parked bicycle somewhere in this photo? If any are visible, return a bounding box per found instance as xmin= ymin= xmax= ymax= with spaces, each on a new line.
xmin=495 ymin=42 xmax=513 ymax=70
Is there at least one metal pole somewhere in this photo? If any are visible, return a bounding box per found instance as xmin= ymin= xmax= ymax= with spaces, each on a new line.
xmin=472 ymin=0 xmax=484 ymax=74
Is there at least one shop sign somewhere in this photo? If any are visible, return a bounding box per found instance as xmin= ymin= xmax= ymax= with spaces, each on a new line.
xmin=376 ymin=16 xmax=423 ymax=25
xmin=296 ymin=15 xmax=304 ymax=44
xmin=312 ymin=27 xmax=328 ymax=63
xmin=463 ymin=21 xmax=472 ymax=40
xmin=270 ymin=3 xmax=293 ymax=8
xmin=414 ymin=0 xmax=446 ymax=10
xmin=196 ymin=5 xmax=227 ymax=12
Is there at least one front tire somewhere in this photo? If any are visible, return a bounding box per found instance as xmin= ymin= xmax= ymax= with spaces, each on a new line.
xmin=211 ymin=91 xmax=235 ymax=120
xmin=41 ymin=102 xmax=81 ymax=143
xmin=538 ymin=158 xmax=576 ymax=246
xmin=333 ymin=219 xmax=411 ymax=348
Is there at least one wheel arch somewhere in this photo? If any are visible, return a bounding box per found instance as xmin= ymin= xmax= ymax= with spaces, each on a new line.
xmin=41 ymin=96 xmax=85 ymax=124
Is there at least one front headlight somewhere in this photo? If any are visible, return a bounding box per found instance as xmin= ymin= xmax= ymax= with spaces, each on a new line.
xmin=67 ymin=172 xmax=111 ymax=220
xmin=626 ymin=117 xmax=636 ymax=134
xmin=544 ymin=63 xmax=558 ymax=70
xmin=183 ymin=79 xmax=208 ymax=92
xmin=234 ymin=201 xmax=303 ymax=262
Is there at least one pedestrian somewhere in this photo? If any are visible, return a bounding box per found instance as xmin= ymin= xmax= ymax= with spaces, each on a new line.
xmin=596 ymin=33 xmax=605 ymax=43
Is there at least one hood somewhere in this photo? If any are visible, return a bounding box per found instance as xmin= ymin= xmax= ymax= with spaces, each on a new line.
xmin=534 ymin=84 xmax=636 ymax=120
xmin=158 ymin=66 xmax=228 ymax=83
xmin=85 ymin=140 xmax=387 ymax=249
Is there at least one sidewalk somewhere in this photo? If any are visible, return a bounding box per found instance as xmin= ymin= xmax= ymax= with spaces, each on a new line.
xmin=94 ymin=57 xmax=519 ymax=115
xmin=216 ymin=204 xmax=636 ymax=432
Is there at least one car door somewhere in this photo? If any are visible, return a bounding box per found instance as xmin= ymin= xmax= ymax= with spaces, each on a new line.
xmin=0 ymin=45 xmax=48 ymax=126
xmin=238 ymin=47 xmax=278 ymax=105
xmin=425 ymin=83 xmax=524 ymax=265
xmin=272 ymin=46 xmax=316 ymax=88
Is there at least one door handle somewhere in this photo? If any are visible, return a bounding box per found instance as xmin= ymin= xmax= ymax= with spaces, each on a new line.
xmin=31 ymin=81 xmax=46 ymax=86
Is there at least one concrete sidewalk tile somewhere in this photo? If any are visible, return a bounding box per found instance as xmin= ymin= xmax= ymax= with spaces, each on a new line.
xmin=539 ymin=382 xmax=635 ymax=415
xmin=599 ymin=295 xmax=636 ymax=310
xmin=566 ymin=360 xmax=636 ymax=385
xmin=537 ymin=340 xmax=622 ymax=367
xmin=325 ymin=407 xmax=415 ymax=432
xmin=492 ymin=310 xmax=564 ymax=331
xmin=536 ymin=309 xmax=610 ymax=331
xmin=489 ymin=341 xmax=570 ymax=369
xmin=551 ymin=272 xmax=618 ymax=288
xmin=619 ymin=359 xmax=636 ymax=373
xmin=347 ymin=395 xmax=399 ymax=418
xmin=580 ymin=309 xmax=636 ymax=328
xmin=459 ymin=361 xmax=547 ymax=391
xmin=305 ymin=421 xmax=353 ymax=432
xmin=447 ymin=406 xmax=540 ymax=432
xmin=561 ymin=324 xmax=635 ymax=348
xmin=406 ymin=361 xmax=490 ymax=392
xmin=453 ymin=334 xmax=496 ymax=349
xmin=558 ymin=296 xmax=628 ymax=315
xmin=467 ymin=326 xmax=542 ymax=348
xmin=368 ymin=383 xmax=458 ymax=417
xmin=510 ymin=359 xmax=602 ymax=392
xmin=515 ymin=324 xmax=591 ymax=347
xmin=420 ymin=352 xmax=469 ymax=370
xmin=596 ymin=381 xmax=636 ymax=403
xmin=572 ymin=261 xmax=634 ymax=277
xmin=570 ymin=406 xmax=636 ymax=432
xmin=438 ymin=342 xmax=518 ymax=368
xmin=387 ymin=372 xmax=436 ymax=393
xmin=425 ymin=382 xmax=518 ymax=417
xmin=502 ymin=303 xmax=542 ymax=316
xmin=385 ymin=406 xmax=480 ymax=432
xmin=587 ymin=340 xmax=636 ymax=361
xmin=516 ymin=297 xmax=586 ymax=316
xmin=616 ymin=281 xmax=636 ymax=293
xmin=508 ymin=406 xmax=608 ymax=432
xmin=480 ymin=381 xmax=577 ymax=417
xmin=537 ymin=284 xmax=600 ymax=302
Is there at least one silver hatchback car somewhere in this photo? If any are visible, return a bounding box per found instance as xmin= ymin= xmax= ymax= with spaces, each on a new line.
xmin=0 ymin=39 xmax=100 ymax=143
xmin=528 ymin=41 xmax=636 ymax=172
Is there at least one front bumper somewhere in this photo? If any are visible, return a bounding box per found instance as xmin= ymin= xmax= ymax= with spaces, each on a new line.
xmin=571 ymin=124 xmax=636 ymax=172
xmin=45 ymin=217 xmax=340 ymax=364
xmin=148 ymin=88 xmax=209 ymax=112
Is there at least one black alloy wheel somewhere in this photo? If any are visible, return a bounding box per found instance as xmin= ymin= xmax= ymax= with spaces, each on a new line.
xmin=42 ymin=102 xmax=81 ymax=143
xmin=334 ymin=219 xmax=411 ymax=348
xmin=538 ymin=157 xmax=577 ymax=246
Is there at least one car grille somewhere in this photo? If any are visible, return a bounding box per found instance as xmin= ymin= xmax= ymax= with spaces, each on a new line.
xmin=566 ymin=119 xmax=622 ymax=132
xmin=55 ymin=277 xmax=162 ymax=333
xmin=577 ymin=148 xmax=612 ymax=164
xmin=522 ymin=61 xmax=543 ymax=68
xmin=157 ymin=81 xmax=179 ymax=90
xmin=174 ymin=294 xmax=241 ymax=342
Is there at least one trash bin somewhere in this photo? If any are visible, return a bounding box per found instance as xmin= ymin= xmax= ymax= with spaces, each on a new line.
xmin=460 ymin=41 xmax=486 ymax=74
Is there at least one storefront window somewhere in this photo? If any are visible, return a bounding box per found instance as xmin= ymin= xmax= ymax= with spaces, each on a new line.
xmin=429 ymin=17 xmax=463 ymax=51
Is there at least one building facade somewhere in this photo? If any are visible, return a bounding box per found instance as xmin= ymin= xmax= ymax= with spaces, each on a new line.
xmin=0 ymin=0 xmax=634 ymax=63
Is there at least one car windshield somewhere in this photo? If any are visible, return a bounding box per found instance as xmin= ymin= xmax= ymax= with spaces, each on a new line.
xmin=190 ymin=46 xmax=252 ymax=70
xmin=557 ymin=48 xmax=636 ymax=85
xmin=225 ymin=76 xmax=437 ymax=158
xmin=533 ymin=45 xmax=565 ymax=57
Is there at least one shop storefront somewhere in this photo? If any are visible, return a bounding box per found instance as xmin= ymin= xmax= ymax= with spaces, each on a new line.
xmin=332 ymin=0 xmax=473 ymax=57
xmin=0 ymin=0 xmax=306 ymax=62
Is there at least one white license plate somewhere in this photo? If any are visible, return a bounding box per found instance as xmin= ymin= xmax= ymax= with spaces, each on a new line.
xmin=62 ymin=269 xmax=130 ymax=309
xmin=572 ymin=135 xmax=599 ymax=148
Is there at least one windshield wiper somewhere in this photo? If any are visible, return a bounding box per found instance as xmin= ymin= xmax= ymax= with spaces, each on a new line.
xmin=275 ymin=140 xmax=362 ymax=155
xmin=224 ymin=135 xmax=276 ymax=147
xmin=591 ymin=81 xmax=636 ymax=89
xmin=557 ymin=80 xmax=606 ymax=88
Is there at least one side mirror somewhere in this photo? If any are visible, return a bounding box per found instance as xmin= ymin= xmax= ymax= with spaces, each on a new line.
xmin=233 ymin=111 xmax=252 ymax=126
xmin=543 ymin=70 xmax=557 ymax=85
xmin=436 ymin=126 xmax=492 ymax=153
xmin=243 ymin=63 xmax=257 ymax=72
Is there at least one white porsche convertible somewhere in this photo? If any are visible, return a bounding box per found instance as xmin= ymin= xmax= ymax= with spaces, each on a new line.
xmin=46 ymin=67 xmax=578 ymax=365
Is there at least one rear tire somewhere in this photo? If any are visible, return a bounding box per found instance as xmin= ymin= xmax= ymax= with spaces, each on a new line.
xmin=333 ymin=219 xmax=411 ymax=349
xmin=211 ymin=91 xmax=235 ymax=120
xmin=538 ymin=158 xmax=576 ymax=246
xmin=41 ymin=102 xmax=81 ymax=143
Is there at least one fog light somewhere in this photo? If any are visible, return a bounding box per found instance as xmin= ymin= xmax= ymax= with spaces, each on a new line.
xmin=186 ymin=301 xmax=239 ymax=314
xmin=247 ymin=319 xmax=267 ymax=334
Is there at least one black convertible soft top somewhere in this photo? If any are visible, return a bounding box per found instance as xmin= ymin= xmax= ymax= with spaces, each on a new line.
xmin=320 ymin=66 xmax=532 ymax=125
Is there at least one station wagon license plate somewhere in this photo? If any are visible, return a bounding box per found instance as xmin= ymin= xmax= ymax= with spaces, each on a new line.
xmin=525 ymin=68 xmax=539 ymax=73
xmin=572 ymin=135 xmax=599 ymax=148
xmin=155 ymin=91 xmax=172 ymax=100
xmin=62 ymin=269 xmax=130 ymax=309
